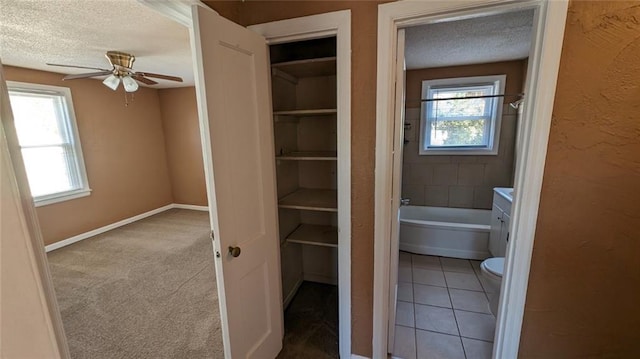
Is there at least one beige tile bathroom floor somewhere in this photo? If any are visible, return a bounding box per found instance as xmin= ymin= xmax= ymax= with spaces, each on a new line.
xmin=392 ymin=252 xmax=496 ymax=359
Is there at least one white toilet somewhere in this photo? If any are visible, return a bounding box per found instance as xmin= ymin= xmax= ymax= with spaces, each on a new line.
xmin=480 ymin=257 xmax=504 ymax=315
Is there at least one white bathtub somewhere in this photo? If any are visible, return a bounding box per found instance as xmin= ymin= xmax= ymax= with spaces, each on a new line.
xmin=399 ymin=206 xmax=492 ymax=260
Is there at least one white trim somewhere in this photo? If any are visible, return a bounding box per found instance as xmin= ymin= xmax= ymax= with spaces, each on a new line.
xmin=495 ymin=2 xmax=568 ymax=357
xmin=44 ymin=203 xmax=210 ymax=252
xmin=352 ymin=355 xmax=370 ymax=359
xmin=282 ymin=277 xmax=304 ymax=310
xmin=7 ymin=81 xmax=92 ymax=207
xmin=418 ymin=74 xmax=506 ymax=155
xmin=249 ymin=11 xmax=352 ymax=359
xmin=34 ymin=188 xmax=91 ymax=207
xmin=373 ymin=1 xmax=568 ymax=358
xmin=136 ymin=0 xmax=206 ymax=28
xmin=386 ymin=27 xmax=406 ymax=351
xmin=173 ymin=203 xmax=209 ymax=211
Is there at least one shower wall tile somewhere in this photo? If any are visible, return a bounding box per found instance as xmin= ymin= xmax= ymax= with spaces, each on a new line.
xmin=403 ymin=141 xmax=421 ymax=163
xmin=484 ymin=163 xmax=511 ymax=186
xmin=503 ymin=103 xmax=518 ymax=116
xmin=402 ymin=164 xmax=412 ymax=183
xmin=449 ymin=186 xmax=475 ymax=208
xmin=404 ymin=118 xmax=418 ymax=143
xmin=405 ymin=107 xmax=421 ymax=121
xmin=473 ymin=186 xmax=495 ymax=209
xmin=402 ymin=184 xmax=425 ymax=205
xmin=458 ymin=164 xmax=485 ymax=186
xmin=406 ymin=164 xmax=433 ymax=185
xmin=425 ymin=186 xmax=449 ymax=207
xmin=499 ymin=115 xmax=517 ymax=164
xmin=451 ymin=156 xmax=479 ymax=164
xmin=433 ymin=164 xmax=458 ymax=185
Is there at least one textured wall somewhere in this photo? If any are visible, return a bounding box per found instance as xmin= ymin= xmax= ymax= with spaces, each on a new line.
xmin=405 ymin=2 xmax=640 ymax=352
xmin=5 ymin=66 xmax=174 ymax=245
xmin=158 ymin=87 xmax=207 ymax=206
xmin=520 ymin=1 xmax=640 ymax=357
xmin=402 ymin=60 xmax=525 ymax=209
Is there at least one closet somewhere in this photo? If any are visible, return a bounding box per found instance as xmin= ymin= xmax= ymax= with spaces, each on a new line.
xmin=269 ymin=37 xmax=340 ymax=309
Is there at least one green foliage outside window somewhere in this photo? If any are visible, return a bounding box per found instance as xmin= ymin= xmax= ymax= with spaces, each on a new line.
xmin=431 ymin=118 xmax=486 ymax=146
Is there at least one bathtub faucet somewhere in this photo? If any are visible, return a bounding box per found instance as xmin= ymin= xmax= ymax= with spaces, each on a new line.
xmin=400 ymin=198 xmax=410 ymax=206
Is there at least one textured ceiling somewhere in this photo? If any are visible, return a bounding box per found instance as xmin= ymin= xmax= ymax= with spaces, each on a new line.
xmin=0 ymin=0 xmax=193 ymax=88
xmin=405 ymin=10 xmax=534 ymax=70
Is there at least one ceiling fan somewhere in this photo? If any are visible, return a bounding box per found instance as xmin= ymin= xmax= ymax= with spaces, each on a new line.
xmin=47 ymin=51 xmax=183 ymax=93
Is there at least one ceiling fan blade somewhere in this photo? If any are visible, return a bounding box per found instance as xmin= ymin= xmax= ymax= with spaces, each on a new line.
xmin=132 ymin=74 xmax=158 ymax=85
xmin=47 ymin=63 xmax=110 ymax=72
xmin=135 ymin=72 xmax=183 ymax=82
xmin=63 ymin=71 xmax=113 ymax=80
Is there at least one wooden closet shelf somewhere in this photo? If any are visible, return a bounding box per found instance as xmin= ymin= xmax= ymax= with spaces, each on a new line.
xmin=273 ymin=109 xmax=337 ymax=116
xmin=271 ymin=57 xmax=336 ymax=78
xmin=276 ymin=151 xmax=337 ymax=161
xmin=286 ymin=224 xmax=338 ymax=248
xmin=278 ymin=189 xmax=337 ymax=212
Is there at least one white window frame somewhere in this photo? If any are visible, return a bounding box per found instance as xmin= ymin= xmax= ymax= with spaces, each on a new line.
xmin=419 ymin=74 xmax=506 ymax=155
xmin=7 ymin=81 xmax=91 ymax=207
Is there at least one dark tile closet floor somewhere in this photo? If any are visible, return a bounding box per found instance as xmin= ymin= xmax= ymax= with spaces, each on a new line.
xmin=277 ymin=282 xmax=338 ymax=358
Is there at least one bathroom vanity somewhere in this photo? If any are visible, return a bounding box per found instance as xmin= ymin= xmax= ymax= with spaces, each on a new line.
xmin=490 ymin=188 xmax=513 ymax=257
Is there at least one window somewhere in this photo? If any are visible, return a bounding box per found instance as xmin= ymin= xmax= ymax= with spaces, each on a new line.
xmin=419 ymin=75 xmax=506 ymax=155
xmin=7 ymin=82 xmax=90 ymax=206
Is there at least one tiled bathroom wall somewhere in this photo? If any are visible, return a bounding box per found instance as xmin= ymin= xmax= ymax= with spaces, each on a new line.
xmin=401 ymin=61 xmax=525 ymax=209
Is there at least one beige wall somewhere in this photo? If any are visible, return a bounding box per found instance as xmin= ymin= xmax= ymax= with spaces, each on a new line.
xmin=519 ymin=1 xmax=640 ymax=357
xmin=207 ymin=0 xmax=640 ymax=356
xmin=402 ymin=60 xmax=525 ymax=209
xmin=158 ymin=87 xmax=207 ymax=206
xmin=5 ymin=66 xmax=174 ymax=245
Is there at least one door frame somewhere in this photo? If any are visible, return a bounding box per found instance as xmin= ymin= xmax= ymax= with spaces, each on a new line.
xmin=385 ymin=28 xmax=406 ymax=352
xmin=248 ymin=11 xmax=352 ymax=359
xmin=372 ymin=1 xmax=568 ymax=358
xmin=1 ymin=63 xmax=71 ymax=358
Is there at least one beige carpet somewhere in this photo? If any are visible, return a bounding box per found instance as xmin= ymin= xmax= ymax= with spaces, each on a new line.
xmin=47 ymin=209 xmax=223 ymax=359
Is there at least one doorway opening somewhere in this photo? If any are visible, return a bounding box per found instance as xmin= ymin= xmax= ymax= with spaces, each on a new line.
xmin=248 ymin=10 xmax=352 ymax=358
xmin=389 ymin=10 xmax=533 ymax=358
xmin=373 ymin=1 xmax=569 ymax=358
xmin=270 ymin=36 xmax=340 ymax=357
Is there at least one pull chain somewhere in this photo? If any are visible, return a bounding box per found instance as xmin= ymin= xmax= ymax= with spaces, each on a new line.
xmin=123 ymin=91 xmax=135 ymax=107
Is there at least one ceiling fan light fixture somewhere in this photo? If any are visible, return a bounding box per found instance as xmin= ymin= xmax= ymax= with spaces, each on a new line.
xmin=122 ymin=75 xmax=139 ymax=93
xmin=103 ymin=74 xmax=120 ymax=91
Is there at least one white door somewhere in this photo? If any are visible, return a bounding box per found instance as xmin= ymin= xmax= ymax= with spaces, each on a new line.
xmin=190 ymin=6 xmax=283 ymax=359
xmin=387 ymin=29 xmax=406 ymax=352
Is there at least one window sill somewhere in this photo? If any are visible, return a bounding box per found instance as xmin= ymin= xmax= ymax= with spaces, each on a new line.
xmin=34 ymin=188 xmax=92 ymax=207
xmin=419 ymin=148 xmax=499 ymax=156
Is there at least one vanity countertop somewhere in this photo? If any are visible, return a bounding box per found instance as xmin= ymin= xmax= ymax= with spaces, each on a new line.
xmin=494 ymin=187 xmax=513 ymax=203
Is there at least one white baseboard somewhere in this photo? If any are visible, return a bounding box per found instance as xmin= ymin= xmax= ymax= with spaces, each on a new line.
xmin=45 ymin=203 xmax=209 ymax=252
xmin=303 ymin=273 xmax=338 ymax=286
xmin=352 ymin=355 xmax=370 ymax=359
xmin=282 ymin=277 xmax=304 ymax=310
xmin=173 ymin=203 xmax=209 ymax=211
